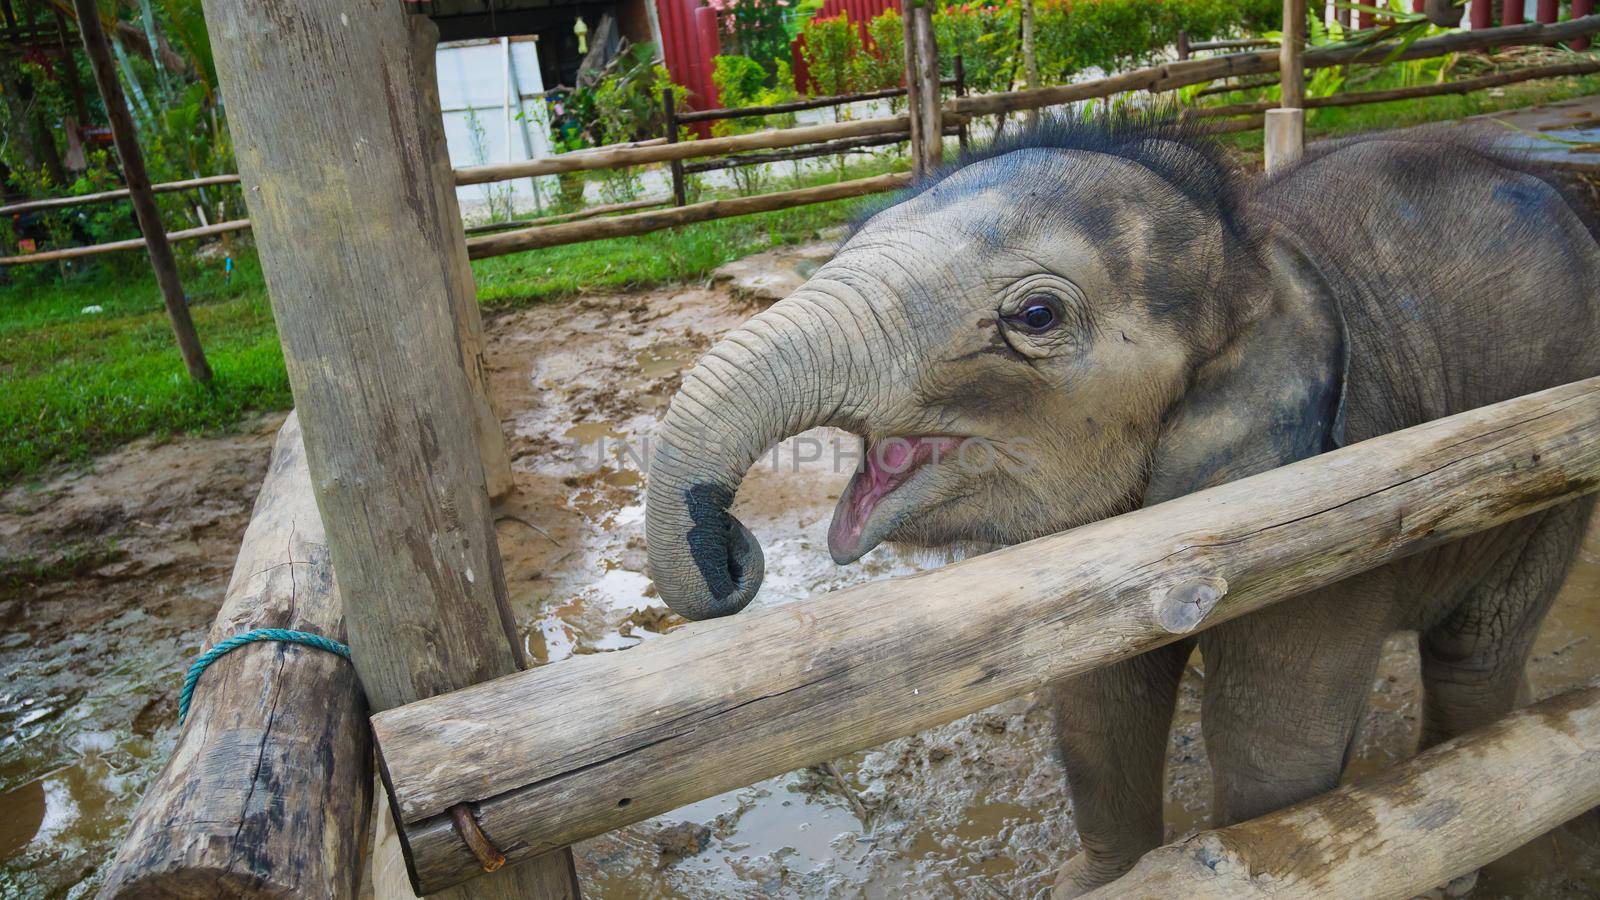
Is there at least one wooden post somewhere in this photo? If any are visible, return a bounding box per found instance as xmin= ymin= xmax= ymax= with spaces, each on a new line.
xmin=199 ymin=0 xmax=579 ymax=896
xmin=1177 ymin=29 xmax=1191 ymax=60
xmin=99 ymin=414 xmax=371 ymax=899
xmin=1021 ymin=0 xmax=1039 ymax=128
xmin=663 ymin=87 xmax=687 ymax=207
xmin=372 ymin=376 xmax=1600 ymax=892
xmin=1266 ymin=0 xmax=1306 ymax=174
xmin=954 ymin=55 xmax=970 ymax=154
xmin=409 ymin=16 xmax=515 ymax=502
xmin=900 ymin=3 xmax=926 ymax=179
xmin=1502 ymin=0 xmax=1524 ymax=24
xmin=911 ymin=1 xmax=943 ymax=174
xmin=71 ymin=0 xmax=212 ymax=384
xmin=1092 ymin=681 xmax=1600 ymax=899
xmin=1537 ymin=0 xmax=1558 ymax=23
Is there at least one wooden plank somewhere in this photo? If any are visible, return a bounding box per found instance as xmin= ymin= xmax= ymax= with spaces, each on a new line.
xmin=676 ymin=84 xmax=925 ymax=123
xmin=200 ymin=0 xmax=579 ymax=896
xmin=681 ymin=131 xmax=917 ymax=174
xmin=467 ymin=171 xmax=911 ymax=258
xmin=1192 ymin=59 xmax=1600 ymax=119
xmin=99 ymin=413 xmax=371 ymax=899
xmin=372 ymin=376 xmax=1600 ymax=894
xmin=1093 ymin=682 xmax=1600 ymax=899
xmin=71 ymin=0 xmax=211 ymax=384
xmin=947 ymin=16 xmax=1600 ymax=117
xmin=462 ymin=198 xmax=668 ymax=235
xmin=0 ymin=218 xmax=250 ymax=266
xmin=454 ymin=115 xmax=923 ymax=184
xmin=0 ymin=173 xmax=240 ymax=216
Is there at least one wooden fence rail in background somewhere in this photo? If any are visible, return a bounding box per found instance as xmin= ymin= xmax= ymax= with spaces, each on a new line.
xmin=0 ymin=172 xmax=241 ymax=216
xmin=0 ymin=218 xmax=249 ymax=265
xmin=9 ymin=18 xmax=1599 ymax=268
xmin=372 ymin=376 xmax=1600 ymax=894
xmin=1192 ymin=57 xmax=1600 ymax=118
xmin=466 ymin=171 xmax=910 ymax=257
xmin=948 ymin=15 xmax=1600 ymax=117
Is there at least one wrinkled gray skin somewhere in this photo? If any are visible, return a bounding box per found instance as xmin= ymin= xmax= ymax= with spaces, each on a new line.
xmin=643 ymin=121 xmax=1600 ymax=894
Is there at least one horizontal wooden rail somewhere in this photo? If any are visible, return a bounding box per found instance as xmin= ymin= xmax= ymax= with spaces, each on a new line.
xmin=0 ymin=218 xmax=250 ymax=265
xmin=677 ymin=79 xmax=958 ymax=123
xmin=0 ymin=173 xmax=241 ymax=216
xmin=100 ymin=414 xmax=370 ymax=898
xmin=454 ymin=115 xmax=937 ymax=184
xmin=1095 ymin=680 xmax=1600 ymax=898
xmin=466 ymin=171 xmax=910 ymax=258
xmin=1190 ymin=36 xmax=1278 ymax=51
xmin=372 ymin=376 xmax=1600 ymax=894
xmin=948 ymin=16 xmax=1600 ymax=117
xmin=460 ymin=197 xmax=668 ymax=235
xmin=683 ymin=132 xmax=914 ymax=174
xmin=1193 ymin=58 xmax=1600 ymax=118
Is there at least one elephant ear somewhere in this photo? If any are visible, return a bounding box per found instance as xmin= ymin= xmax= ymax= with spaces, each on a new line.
xmin=1143 ymin=240 xmax=1347 ymax=507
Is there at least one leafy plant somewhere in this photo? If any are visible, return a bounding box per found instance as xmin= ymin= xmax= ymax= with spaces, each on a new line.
xmin=712 ymin=55 xmax=800 ymax=194
xmin=800 ymin=14 xmax=867 ymax=98
xmin=863 ymin=9 xmax=907 ymax=101
xmin=708 ymin=0 xmax=795 ymax=70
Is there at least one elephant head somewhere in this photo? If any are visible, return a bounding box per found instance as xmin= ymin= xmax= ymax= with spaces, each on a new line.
xmin=645 ymin=116 xmax=1346 ymax=621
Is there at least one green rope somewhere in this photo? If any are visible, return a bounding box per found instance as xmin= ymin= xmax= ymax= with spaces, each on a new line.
xmin=178 ymin=628 xmax=351 ymax=724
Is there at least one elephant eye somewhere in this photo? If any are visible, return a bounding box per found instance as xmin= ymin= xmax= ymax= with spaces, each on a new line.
xmin=1009 ymin=294 xmax=1061 ymax=333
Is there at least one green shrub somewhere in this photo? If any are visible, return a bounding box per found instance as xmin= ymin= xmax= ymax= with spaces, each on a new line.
xmin=799 ymin=14 xmax=867 ymax=97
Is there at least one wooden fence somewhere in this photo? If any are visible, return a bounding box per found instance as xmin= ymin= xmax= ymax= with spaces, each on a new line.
xmin=98 ymin=1 xmax=1600 ymax=896
xmin=8 ymin=18 xmax=1600 ymax=269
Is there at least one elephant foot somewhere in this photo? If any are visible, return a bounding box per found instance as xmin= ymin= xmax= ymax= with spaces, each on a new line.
xmin=1051 ymin=850 xmax=1134 ymax=899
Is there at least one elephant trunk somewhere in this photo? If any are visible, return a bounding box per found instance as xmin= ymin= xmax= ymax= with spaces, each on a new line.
xmin=646 ymin=290 xmax=872 ymax=620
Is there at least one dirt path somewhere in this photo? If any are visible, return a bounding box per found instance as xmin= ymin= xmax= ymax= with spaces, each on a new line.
xmin=3 ymin=242 xmax=1599 ymax=897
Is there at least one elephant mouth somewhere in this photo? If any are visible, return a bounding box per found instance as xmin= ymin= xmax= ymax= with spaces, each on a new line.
xmin=828 ymin=435 xmax=965 ymax=564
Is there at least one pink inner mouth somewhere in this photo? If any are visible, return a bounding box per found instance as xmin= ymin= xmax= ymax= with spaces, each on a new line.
xmin=829 ymin=435 xmax=963 ymax=558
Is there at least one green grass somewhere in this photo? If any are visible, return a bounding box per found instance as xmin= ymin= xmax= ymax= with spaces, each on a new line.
xmin=0 ymin=162 xmax=899 ymax=484
xmin=3 ymin=75 xmax=1597 ymax=484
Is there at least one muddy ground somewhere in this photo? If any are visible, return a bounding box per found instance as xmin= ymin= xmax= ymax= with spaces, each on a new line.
xmin=3 ymin=240 xmax=1599 ymax=898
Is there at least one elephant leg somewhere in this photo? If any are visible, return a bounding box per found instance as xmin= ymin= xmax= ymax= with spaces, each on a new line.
xmin=1199 ymin=573 xmax=1395 ymax=826
xmin=1420 ymin=499 xmax=1593 ymax=748
xmin=1049 ymin=637 xmax=1194 ymax=897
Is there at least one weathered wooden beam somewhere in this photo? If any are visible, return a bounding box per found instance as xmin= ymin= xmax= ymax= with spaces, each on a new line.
xmin=0 ymin=173 xmax=240 ymax=216
xmin=71 ymin=0 xmax=211 ymax=384
xmin=373 ymin=376 xmax=1600 ymax=894
xmin=466 ymin=171 xmax=911 ymax=258
xmin=901 ymin=2 xmax=926 ymax=179
xmin=462 ymin=198 xmax=669 ymax=235
xmin=0 ymin=218 xmax=250 ymax=266
xmin=454 ymin=115 xmax=924 ymax=184
xmin=1091 ymin=680 xmax=1600 ymax=899
xmin=201 ymin=0 xmax=579 ymax=896
xmin=911 ymin=2 xmax=943 ymax=175
xmin=947 ymin=16 xmax=1600 ymax=117
xmin=1194 ymin=59 xmax=1600 ymax=118
xmin=99 ymin=414 xmax=371 ymax=899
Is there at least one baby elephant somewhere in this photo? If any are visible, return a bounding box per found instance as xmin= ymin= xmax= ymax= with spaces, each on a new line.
xmin=643 ymin=115 xmax=1600 ymax=893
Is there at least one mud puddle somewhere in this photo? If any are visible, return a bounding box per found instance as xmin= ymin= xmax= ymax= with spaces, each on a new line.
xmin=3 ymin=238 xmax=1599 ymax=896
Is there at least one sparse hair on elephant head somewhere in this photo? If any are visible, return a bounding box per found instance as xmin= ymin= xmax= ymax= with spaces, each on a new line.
xmin=645 ymin=110 xmax=1347 ymax=621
